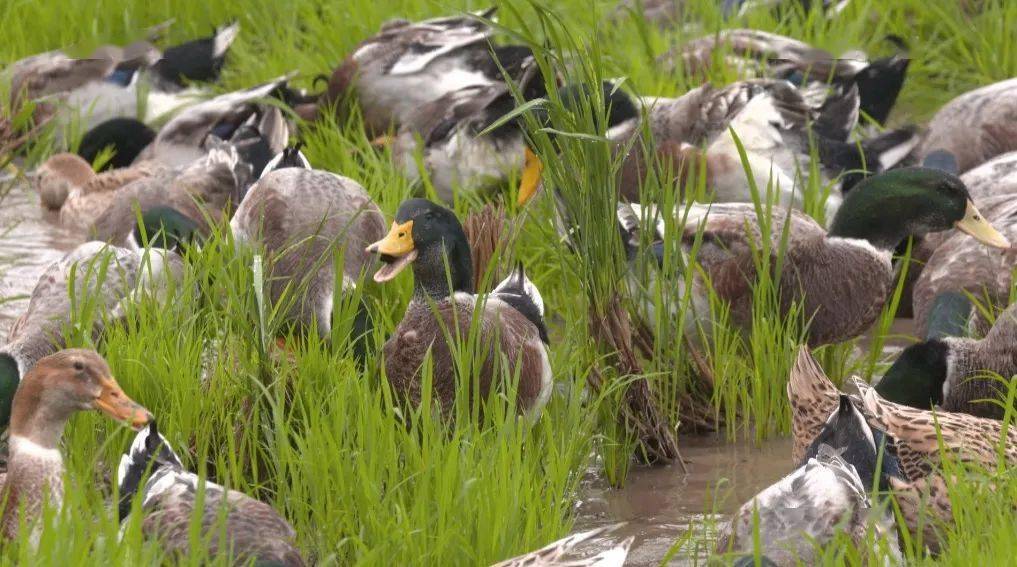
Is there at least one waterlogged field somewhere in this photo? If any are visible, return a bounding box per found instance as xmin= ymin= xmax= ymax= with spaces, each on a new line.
xmin=1 ymin=0 xmax=1016 ymax=565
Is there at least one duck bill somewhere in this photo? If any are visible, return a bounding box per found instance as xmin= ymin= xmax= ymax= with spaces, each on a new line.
xmin=94 ymin=376 xmax=151 ymax=429
xmin=366 ymin=220 xmax=418 ymax=282
xmin=955 ymin=201 xmax=1011 ymax=249
xmin=517 ymin=147 xmax=544 ymax=206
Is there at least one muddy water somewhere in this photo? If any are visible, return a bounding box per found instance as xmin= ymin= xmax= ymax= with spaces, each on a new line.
xmin=0 ymin=179 xmax=80 ymax=332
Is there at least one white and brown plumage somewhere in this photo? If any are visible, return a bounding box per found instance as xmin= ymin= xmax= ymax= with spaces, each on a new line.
xmin=366 ymin=199 xmax=552 ymax=416
xmin=117 ymin=422 xmax=303 ymax=565
xmin=492 ymin=524 xmax=632 ymax=567
xmin=0 ymin=350 xmax=150 ymax=540
xmin=0 ymin=243 xmax=182 ymax=429
xmin=664 ymin=29 xmax=909 ymax=125
xmin=317 ymin=8 xmax=533 ymax=135
xmin=916 ymin=78 xmax=1017 ymax=174
xmin=230 ymin=160 xmax=385 ymax=342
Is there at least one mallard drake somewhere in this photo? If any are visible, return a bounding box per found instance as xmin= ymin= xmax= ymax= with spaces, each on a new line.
xmin=666 ymin=30 xmax=909 ymax=124
xmin=0 ymin=242 xmax=182 ymax=429
xmin=912 ymin=193 xmax=1017 ymax=336
xmin=77 ymin=117 xmax=157 ymax=170
xmin=618 ymin=167 xmax=1009 ymax=346
xmin=1 ymin=349 xmax=150 ymax=539
xmin=520 ymin=79 xmax=917 ymax=211
xmin=492 ymin=524 xmax=632 ymax=567
xmin=392 ymin=58 xmax=545 ymax=202
xmin=366 ymin=199 xmax=552 ymax=415
xmin=317 ymin=8 xmax=533 ymax=135
xmin=716 ymin=397 xmax=901 ymax=565
xmin=117 ymin=421 xmax=303 ymax=565
xmin=230 ymin=158 xmax=384 ymax=353
xmin=857 ymin=379 xmax=1017 ymax=470
xmin=917 ymin=78 xmax=1017 ymax=174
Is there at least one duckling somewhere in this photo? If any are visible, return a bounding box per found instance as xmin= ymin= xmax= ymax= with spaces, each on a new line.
xmin=392 ymin=58 xmax=546 ymax=202
xmin=492 ymin=524 xmax=632 ymax=567
xmin=366 ymin=199 xmax=552 ymax=416
xmin=90 ymin=138 xmax=251 ymax=246
xmin=230 ymin=158 xmax=384 ymax=354
xmin=1 ymin=349 xmax=150 ymax=540
xmin=117 ymin=421 xmax=303 ymax=565
xmin=858 ymin=379 xmax=1017 ymax=470
xmin=716 ymin=397 xmax=901 ymax=565
xmin=917 ymin=78 xmax=1017 ymax=174
xmin=667 ymin=30 xmax=909 ymax=124
xmin=134 ymin=75 xmax=292 ymax=168
xmin=617 ymin=167 xmax=1009 ymax=346
xmin=0 ymin=242 xmax=183 ymax=430
xmin=317 ymin=8 xmax=533 ymax=135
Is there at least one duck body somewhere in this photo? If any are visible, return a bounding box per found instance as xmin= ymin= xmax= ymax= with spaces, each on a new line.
xmin=118 ymin=422 xmax=303 ymax=565
xmin=917 ymin=78 xmax=1017 ymax=174
xmin=320 ymin=9 xmax=531 ymax=135
xmin=368 ymin=199 xmax=552 ymax=416
xmin=230 ymin=166 xmax=385 ymax=339
xmin=0 ymin=350 xmax=149 ymax=539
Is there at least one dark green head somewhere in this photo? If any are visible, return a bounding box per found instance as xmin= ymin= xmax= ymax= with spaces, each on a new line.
xmin=131 ymin=207 xmax=201 ymax=253
xmin=875 ymin=339 xmax=950 ymax=409
xmin=829 ymin=167 xmax=1010 ymax=251
xmin=366 ymin=199 xmax=472 ymax=299
xmin=0 ymin=354 xmax=18 ymax=429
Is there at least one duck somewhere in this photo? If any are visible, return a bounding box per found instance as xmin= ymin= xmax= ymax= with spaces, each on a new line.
xmin=916 ymin=78 xmax=1017 ymax=174
xmin=616 ymin=167 xmax=1010 ymax=346
xmin=0 ymin=349 xmax=150 ymax=540
xmin=519 ymin=79 xmax=917 ymax=213
xmin=492 ymin=524 xmax=632 ymax=567
xmin=144 ymin=21 xmax=240 ymax=89
xmin=366 ymin=199 xmax=552 ymax=416
xmin=716 ymin=395 xmax=901 ymax=565
xmin=229 ymin=152 xmax=384 ymax=356
xmin=117 ymin=421 xmax=304 ymax=565
xmin=315 ymin=8 xmax=534 ymax=135
xmin=665 ymin=30 xmax=909 ymax=125
xmin=32 ymin=152 xmax=166 ymax=221
xmin=0 ymin=242 xmax=183 ymax=429
xmin=76 ymin=117 xmax=157 ymax=170
xmin=391 ymin=57 xmax=546 ymax=202
xmin=857 ymin=378 xmax=1017 ymax=471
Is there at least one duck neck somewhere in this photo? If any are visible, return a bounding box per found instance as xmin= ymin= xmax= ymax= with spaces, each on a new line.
xmin=8 ymin=380 xmax=73 ymax=450
xmin=412 ymin=242 xmax=474 ymax=301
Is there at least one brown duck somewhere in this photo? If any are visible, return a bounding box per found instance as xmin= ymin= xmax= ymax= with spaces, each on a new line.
xmin=366 ymin=199 xmax=552 ymax=416
xmin=1 ymin=349 xmax=150 ymax=539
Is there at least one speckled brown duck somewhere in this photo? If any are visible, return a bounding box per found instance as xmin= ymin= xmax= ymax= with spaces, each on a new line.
xmin=0 ymin=349 xmax=150 ymax=540
xmin=366 ymin=199 xmax=552 ymax=416
xmin=117 ymin=421 xmax=304 ymax=565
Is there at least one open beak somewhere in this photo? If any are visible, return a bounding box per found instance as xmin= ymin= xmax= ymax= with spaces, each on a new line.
xmin=517 ymin=147 xmax=543 ymax=206
xmin=955 ymin=201 xmax=1011 ymax=249
xmin=93 ymin=376 xmax=151 ymax=429
xmin=366 ymin=220 xmax=418 ymax=282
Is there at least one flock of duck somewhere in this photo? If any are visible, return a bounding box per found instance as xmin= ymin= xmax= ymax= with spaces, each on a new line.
xmin=2 ymin=4 xmax=1017 ymax=565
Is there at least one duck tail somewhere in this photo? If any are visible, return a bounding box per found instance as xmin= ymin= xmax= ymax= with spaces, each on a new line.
xmin=812 ymin=84 xmax=859 ymax=142
xmin=817 ymin=125 xmax=920 ymax=192
xmin=853 ymin=55 xmax=910 ymax=125
xmin=117 ymin=421 xmax=183 ymax=519
xmin=212 ymin=21 xmax=241 ymax=59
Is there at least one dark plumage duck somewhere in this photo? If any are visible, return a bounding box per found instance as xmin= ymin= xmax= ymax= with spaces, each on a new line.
xmin=77 ymin=117 xmax=156 ymax=170
xmin=117 ymin=421 xmax=303 ymax=565
xmin=148 ymin=22 xmax=240 ymax=88
xmin=876 ymin=301 xmax=1017 ymax=420
xmin=1 ymin=350 xmax=150 ymax=539
xmin=717 ymin=395 xmax=901 ymax=565
xmin=230 ymin=156 xmax=384 ymax=351
xmin=317 ymin=8 xmax=533 ymax=135
xmin=618 ymin=167 xmax=1009 ymax=346
xmin=0 ymin=243 xmax=182 ymax=430
xmin=916 ymin=78 xmax=1017 ymax=174
xmin=366 ymin=199 xmax=552 ymax=416
xmin=667 ymin=29 xmax=909 ymax=124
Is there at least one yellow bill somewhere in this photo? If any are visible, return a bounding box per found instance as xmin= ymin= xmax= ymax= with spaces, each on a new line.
xmin=366 ymin=220 xmax=419 ymax=282
xmin=517 ymin=147 xmax=544 ymax=206
xmin=955 ymin=200 xmax=1010 ymax=249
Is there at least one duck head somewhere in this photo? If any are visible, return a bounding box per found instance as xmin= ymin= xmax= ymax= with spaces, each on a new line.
xmin=875 ymin=340 xmax=950 ymax=411
xmin=366 ymin=199 xmax=473 ymax=299
xmin=517 ymin=80 xmax=639 ymax=206
xmin=9 ymin=349 xmax=150 ymax=446
xmin=828 ymin=167 xmax=1010 ymax=251
xmin=130 ymin=206 xmax=202 ymax=254
xmin=78 ymin=117 xmax=156 ymax=171
xmin=33 ymin=153 xmax=96 ymax=210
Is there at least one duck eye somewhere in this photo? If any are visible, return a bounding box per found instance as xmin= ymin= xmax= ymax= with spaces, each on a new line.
xmin=73 ymin=361 xmax=84 ymax=371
